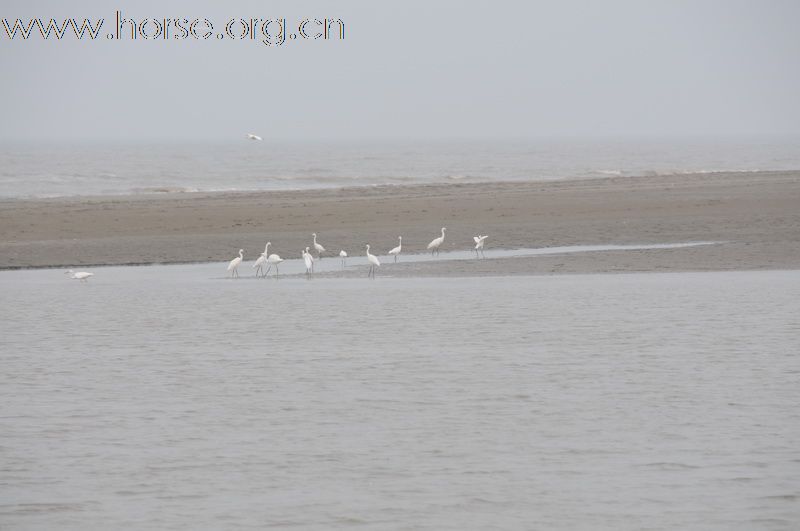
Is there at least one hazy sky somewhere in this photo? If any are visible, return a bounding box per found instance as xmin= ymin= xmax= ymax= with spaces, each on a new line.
xmin=1 ymin=0 xmax=798 ymax=142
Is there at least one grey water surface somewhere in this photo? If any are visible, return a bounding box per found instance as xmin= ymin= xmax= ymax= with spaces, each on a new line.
xmin=2 ymin=139 xmax=799 ymax=198
xmin=1 ymin=266 xmax=799 ymax=530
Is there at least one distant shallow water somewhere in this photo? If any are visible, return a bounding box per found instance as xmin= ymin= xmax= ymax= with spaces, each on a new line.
xmin=225 ymin=240 xmax=725 ymax=279
xmin=0 ymin=241 xmax=725 ymax=275
xmin=1 ymin=267 xmax=798 ymax=529
xmin=1 ymin=139 xmax=799 ymax=198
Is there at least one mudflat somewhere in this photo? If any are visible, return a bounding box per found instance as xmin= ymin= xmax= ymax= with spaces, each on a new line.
xmin=1 ymin=171 xmax=799 ymax=274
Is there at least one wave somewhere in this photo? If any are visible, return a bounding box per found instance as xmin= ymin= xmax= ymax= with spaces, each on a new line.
xmin=589 ymin=168 xmax=767 ymax=178
xmin=594 ymin=169 xmax=624 ymax=176
xmin=445 ymin=174 xmax=483 ymax=181
xmin=0 ymin=168 xmax=793 ymax=200
xmin=129 ymin=186 xmax=201 ymax=194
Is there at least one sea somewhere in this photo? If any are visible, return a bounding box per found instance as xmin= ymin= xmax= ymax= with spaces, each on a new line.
xmin=1 ymin=137 xmax=799 ymax=198
xmin=1 ymin=262 xmax=799 ymax=529
xmin=2 ymin=138 xmax=799 ymax=529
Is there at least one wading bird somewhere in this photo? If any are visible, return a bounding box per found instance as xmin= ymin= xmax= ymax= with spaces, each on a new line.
xmin=339 ymin=250 xmax=348 ymax=269
xmin=312 ymin=233 xmax=326 ymax=260
xmin=227 ymin=249 xmax=244 ymax=278
xmin=246 ymin=133 xmax=262 ymax=141
xmin=427 ymin=227 xmax=446 ymax=256
xmin=303 ymin=247 xmax=314 ymax=276
xmin=366 ymin=244 xmax=380 ymax=278
xmin=263 ymin=242 xmax=284 ymax=278
xmin=474 ymin=235 xmax=488 ymax=258
xmin=305 ymin=246 xmax=316 ymax=273
xmin=253 ymin=243 xmax=269 ymax=277
xmin=65 ymin=269 xmax=93 ymax=282
xmin=388 ymin=236 xmax=402 ymax=263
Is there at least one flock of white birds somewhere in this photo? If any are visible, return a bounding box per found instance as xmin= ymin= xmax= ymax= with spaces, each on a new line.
xmin=62 ymin=138 xmax=490 ymax=282
xmin=64 ymin=228 xmax=489 ymax=282
xmin=225 ymin=228 xmax=489 ymax=279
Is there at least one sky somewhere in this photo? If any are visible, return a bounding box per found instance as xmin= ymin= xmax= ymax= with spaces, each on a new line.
xmin=1 ymin=0 xmax=799 ymax=142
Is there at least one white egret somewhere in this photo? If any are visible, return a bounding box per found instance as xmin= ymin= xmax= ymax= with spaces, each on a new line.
xmin=65 ymin=269 xmax=93 ymax=282
xmin=227 ymin=249 xmax=244 ymax=278
xmin=427 ymin=227 xmax=446 ymax=256
xmin=252 ymin=243 xmax=269 ymax=277
xmin=339 ymin=250 xmax=347 ymax=269
xmin=246 ymin=133 xmax=262 ymax=141
xmin=312 ymin=233 xmax=326 ymax=259
xmin=305 ymin=246 xmax=316 ymax=273
xmin=474 ymin=235 xmax=488 ymax=258
xmin=388 ymin=236 xmax=402 ymax=263
xmin=263 ymin=242 xmax=284 ymax=278
xmin=302 ymin=247 xmax=314 ymax=276
xmin=365 ymin=244 xmax=380 ymax=278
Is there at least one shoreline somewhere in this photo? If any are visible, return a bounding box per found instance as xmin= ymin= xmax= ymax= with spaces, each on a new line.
xmin=0 ymin=241 xmax=728 ymax=273
xmin=2 ymin=170 xmax=799 ymax=273
xmin=0 ymin=169 xmax=785 ymax=204
xmin=1 ymin=168 xmax=795 ymax=202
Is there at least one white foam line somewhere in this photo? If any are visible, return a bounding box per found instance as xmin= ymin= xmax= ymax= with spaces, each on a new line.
xmin=391 ymin=241 xmax=725 ymax=264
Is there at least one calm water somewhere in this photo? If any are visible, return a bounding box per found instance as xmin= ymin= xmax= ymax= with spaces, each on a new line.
xmin=1 ymin=267 xmax=799 ymax=530
xmin=1 ymin=138 xmax=799 ymax=198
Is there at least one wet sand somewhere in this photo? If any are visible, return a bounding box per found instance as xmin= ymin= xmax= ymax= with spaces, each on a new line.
xmin=1 ymin=171 xmax=799 ymax=274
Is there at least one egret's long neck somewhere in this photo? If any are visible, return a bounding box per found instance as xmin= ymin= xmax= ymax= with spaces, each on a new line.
xmin=441 ymin=229 xmax=446 ymax=238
